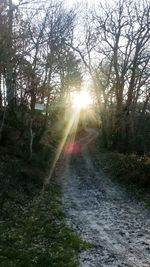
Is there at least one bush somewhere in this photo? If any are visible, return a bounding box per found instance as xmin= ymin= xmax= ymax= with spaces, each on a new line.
xmin=98 ymin=152 xmax=150 ymax=190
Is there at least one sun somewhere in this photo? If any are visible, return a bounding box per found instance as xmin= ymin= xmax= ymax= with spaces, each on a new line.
xmin=72 ymin=91 xmax=92 ymax=111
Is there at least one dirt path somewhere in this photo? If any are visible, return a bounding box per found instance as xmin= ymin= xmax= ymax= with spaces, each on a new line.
xmin=60 ymin=149 xmax=150 ymax=267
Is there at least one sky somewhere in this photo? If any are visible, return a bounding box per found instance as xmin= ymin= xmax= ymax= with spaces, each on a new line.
xmin=13 ymin=0 xmax=101 ymax=7
xmin=64 ymin=0 xmax=99 ymax=6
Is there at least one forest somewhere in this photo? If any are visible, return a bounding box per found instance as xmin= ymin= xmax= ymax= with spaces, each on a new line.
xmin=0 ymin=0 xmax=150 ymax=153
xmin=0 ymin=0 xmax=150 ymax=266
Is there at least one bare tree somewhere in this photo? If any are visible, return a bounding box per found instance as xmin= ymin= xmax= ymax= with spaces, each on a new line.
xmin=74 ymin=0 xmax=150 ymax=152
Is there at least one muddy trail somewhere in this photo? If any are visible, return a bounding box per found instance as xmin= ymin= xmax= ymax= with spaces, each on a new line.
xmin=59 ymin=149 xmax=150 ymax=267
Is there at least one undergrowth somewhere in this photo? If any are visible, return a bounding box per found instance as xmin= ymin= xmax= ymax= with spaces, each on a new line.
xmin=95 ymin=149 xmax=150 ymax=206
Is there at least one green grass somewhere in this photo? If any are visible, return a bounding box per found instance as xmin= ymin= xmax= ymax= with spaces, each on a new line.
xmin=0 ymin=182 xmax=90 ymax=267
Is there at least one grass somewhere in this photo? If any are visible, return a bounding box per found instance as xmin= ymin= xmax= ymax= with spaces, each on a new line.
xmin=0 ymin=181 xmax=90 ymax=267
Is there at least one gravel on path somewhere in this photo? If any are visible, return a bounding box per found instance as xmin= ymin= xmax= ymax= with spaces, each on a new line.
xmin=60 ymin=149 xmax=150 ymax=267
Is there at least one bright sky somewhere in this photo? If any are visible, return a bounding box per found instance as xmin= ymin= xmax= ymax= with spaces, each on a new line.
xmin=13 ymin=0 xmax=100 ymax=7
xmin=64 ymin=0 xmax=99 ymax=6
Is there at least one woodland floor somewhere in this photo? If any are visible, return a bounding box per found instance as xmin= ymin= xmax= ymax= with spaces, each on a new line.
xmin=59 ymin=148 xmax=150 ymax=267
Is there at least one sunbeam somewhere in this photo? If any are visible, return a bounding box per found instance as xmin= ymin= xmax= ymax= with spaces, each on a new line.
xmin=43 ymin=109 xmax=80 ymax=188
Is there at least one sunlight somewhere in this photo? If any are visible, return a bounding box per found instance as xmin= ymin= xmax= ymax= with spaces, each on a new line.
xmin=43 ymin=109 xmax=80 ymax=186
xmin=43 ymin=90 xmax=93 ymax=187
xmin=72 ymin=91 xmax=92 ymax=111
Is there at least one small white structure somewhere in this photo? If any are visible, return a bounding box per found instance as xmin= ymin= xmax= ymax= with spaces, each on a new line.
xmin=35 ymin=103 xmax=45 ymax=111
